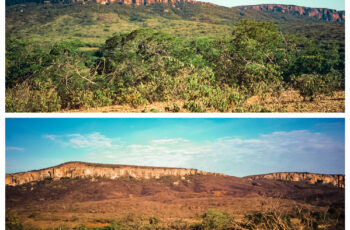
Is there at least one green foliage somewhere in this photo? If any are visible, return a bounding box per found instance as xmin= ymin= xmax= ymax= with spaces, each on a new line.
xmin=5 ymin=19 xmax=344 ymax=112
xmin=214 ymin=20 xmax=285 ymax=96
xmin=6 ymin=38 xmax=48 ymax=88
xmin=199 ymin=209 xmax=234 ymax=230
xmin=283 ymin=37 xmax=344 ymax=84
xmin=291 ymin=73 xmax=342 ymax=101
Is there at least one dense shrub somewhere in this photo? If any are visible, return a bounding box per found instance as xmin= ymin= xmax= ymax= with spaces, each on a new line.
xmin=5 ymin=20 xmax=345 ymax=112
xmin=216 ymin=20 xmax=286 ymax=96
xmin=291 ymin=73 xmax=342 ymax=101
xmin=199 ymin=209 xmax=234 ymax=230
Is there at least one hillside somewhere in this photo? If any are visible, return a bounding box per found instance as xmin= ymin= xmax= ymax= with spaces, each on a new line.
xmin=6 ymin=0 xmax=345 ymax=24
xmin=246 ymin=172 xmax=344 ymax=188
xmin=6 ymin=161 xmax=223 ymax=186
xmin=6 ymin=163 xmax=345 ymax=229
xmin=6 ymin=161 xmax=344 ymax=188
xmin=239 ymin=4 xmax=345 ymax=22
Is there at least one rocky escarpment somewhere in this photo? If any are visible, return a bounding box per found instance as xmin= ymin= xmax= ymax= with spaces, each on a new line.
xmin=246 ymin=172 xmax=344 ymax=188
xmin=240 ymin=4 xmax=345 ymax=22
xmin=6 ymin=162 xmax=223 ymax=186
xmin=54 ymin=0 xmax=196 ymax=6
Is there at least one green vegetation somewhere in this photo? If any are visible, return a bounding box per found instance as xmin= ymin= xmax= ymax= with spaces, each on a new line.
xmin=5 ymin=2 xmax=345 ymax=112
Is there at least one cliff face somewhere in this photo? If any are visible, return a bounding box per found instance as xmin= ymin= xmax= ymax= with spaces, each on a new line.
xmin=247 ymin=172 xmax=344 ymax=188
xmin=241 ymin=4 xmax=345 ymax=22
xmin=6 ymin=162 xmax=221 ymax=186
xmin=70 ymin=0 xmax=194 ymax=6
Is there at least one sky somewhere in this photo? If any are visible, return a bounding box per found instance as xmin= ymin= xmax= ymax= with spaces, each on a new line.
xmin=197 ymin=0 xmax=345 ymax=11
xmin=5 ymin=118 xmax=345 ymax=177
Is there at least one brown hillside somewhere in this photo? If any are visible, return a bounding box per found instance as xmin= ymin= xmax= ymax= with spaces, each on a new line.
xmin=6 ymin=173 xmax=344 ymax=229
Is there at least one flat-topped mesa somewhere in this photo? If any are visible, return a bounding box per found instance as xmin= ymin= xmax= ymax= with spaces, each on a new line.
xmin=6 ymin=162 xmax=223 ymax=186
xmin=240 ymin=4 xmax=345 ymax=22
xmin=246 ymin=172 xmax=344 ymax=188
xmin=70 ymin=0 xmax=195 ymax=6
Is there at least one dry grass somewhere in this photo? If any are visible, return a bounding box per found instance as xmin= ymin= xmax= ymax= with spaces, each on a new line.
xmin=6 ymin=175 xmax=344 ymax=229
xmin=64 ymin=90 xmax=345 ymax=113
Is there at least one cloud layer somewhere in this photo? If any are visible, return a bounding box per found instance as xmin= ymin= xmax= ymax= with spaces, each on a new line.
xmin=43 ymin=130 xmax=344 ymax=177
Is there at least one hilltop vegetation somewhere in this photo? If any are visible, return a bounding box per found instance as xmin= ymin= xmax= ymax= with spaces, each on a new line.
xmin=5 ymin=2 xmax=345 ymax=112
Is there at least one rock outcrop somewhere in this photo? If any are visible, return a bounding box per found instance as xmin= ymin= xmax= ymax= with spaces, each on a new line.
xmin=68 ymin=0 xmax=195 ymax=6
xmin=6 ymin=162 xmax=223 ymax=186
xmin=246 ymin=172 xmax=344 ymax=188
xmin=240 ymin=4 xmax=345 ymax=22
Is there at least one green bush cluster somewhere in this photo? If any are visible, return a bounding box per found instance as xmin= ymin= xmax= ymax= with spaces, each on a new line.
xmin=6 ymin=20 xmax=344 ymax=112
xmin=193 ymin=209 xmax=235 ymax=230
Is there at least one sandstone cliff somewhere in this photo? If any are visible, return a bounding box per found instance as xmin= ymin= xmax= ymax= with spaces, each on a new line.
xmin=69 ymin=0 xmax=195 ymax=6
xmin=6 ymin=162 xmax=223 ymax=186
xmin=240 ymin=4 xmax=345 ymax=22
xmin=246 ymin=172 xmax=344 ymax=188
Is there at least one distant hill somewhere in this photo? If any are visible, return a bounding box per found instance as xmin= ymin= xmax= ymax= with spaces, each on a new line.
xmin=6 ymin=0 xmax=345 ymax=45
xmin=239 ymin=4 xmax=345 ymax=23
xmin=6 ymin=161 xmax=344 ymax=188
xmin=246 ymin=172 xmax=344 ymax=188
xmin=6 ymin=0 xmax=211 ymax=7
xmin=5 ymin=0 xmax=345 ymax=23
xmin=6 ymin=161 xmax=222 ymax=186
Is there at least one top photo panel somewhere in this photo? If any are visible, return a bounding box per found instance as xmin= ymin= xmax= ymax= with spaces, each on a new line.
xmin=5 ymin=0 xmax=345 ymax=113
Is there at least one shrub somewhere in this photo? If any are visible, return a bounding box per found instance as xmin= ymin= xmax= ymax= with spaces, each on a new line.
xmin=243 ymin=211 xmax=292 ymax=230
xmin=5 ymin=21 xmax=344 ymax=112
xmin=193 ymin=209 xmax=234 ymax=230
xmin=291 ymin=73 xmax=342 ymax=101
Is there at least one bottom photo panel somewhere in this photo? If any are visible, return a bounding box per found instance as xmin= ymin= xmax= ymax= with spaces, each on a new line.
xmin=5 ymin=118 xmax=345 ymax=230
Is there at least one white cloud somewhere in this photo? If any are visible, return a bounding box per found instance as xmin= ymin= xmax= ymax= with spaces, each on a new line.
xmin=6 ymin=146 xmax=24 ymax=151
xmin=151 ymin=138 xmax=189 ymax=145
xmin=44 ymin=132 xmax=117 ymax=149
xmin=44 ymin=130 xmax=344 ymax=176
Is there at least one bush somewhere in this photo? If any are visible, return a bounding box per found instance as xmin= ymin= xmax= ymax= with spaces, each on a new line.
xmin=291 ymin=73 xmax=342 ymax=101
xmin=192 ymin=209 xmax=234 ymax=230
xmin=212 ymin=20 xmax=286 ymax=96
xmin=243 ymin=211 xmax=292 ymax=230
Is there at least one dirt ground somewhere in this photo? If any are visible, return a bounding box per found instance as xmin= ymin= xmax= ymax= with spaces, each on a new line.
xmin=64 ymin=90 xmax=345 ymax=113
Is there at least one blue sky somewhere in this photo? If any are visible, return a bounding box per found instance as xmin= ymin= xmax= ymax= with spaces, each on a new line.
xmin=6 ymin=118 xmax=344 ymax=177
xmin=197 ymin=0 xmax=345 ymax=11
